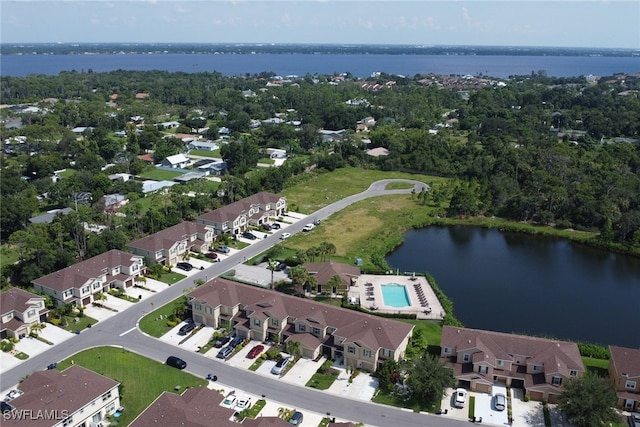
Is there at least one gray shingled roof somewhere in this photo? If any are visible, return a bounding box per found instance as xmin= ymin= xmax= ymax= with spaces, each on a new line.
xmin=128 ymin=221 xmax=211 ymax=252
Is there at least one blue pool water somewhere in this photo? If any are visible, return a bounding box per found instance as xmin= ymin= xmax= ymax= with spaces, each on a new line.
xmin=381 ymin=284 xmax=411 ymax=308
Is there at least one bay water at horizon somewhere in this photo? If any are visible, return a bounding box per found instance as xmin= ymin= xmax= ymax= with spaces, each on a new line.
xmin=2 ymin=52 xmax=639 ymax=78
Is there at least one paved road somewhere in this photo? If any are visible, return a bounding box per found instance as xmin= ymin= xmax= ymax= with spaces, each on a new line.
xmin=2 ymin=179 xmax=469 ymax=427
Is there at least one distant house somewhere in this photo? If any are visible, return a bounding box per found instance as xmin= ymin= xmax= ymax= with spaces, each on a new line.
xmin=95 ymin=193 xmax=128 ymax=213
xmin=174 ymin=172 xmax=206 ymax=184
xmin=128 ymin=221 xmax=215 ymax=266
xmin=196 ymin=192 xmax=286 ymax=236
xmin=108 ymin=173 xmax=134 ymax=182
xmin=366 ymin=147 xmax=390 ymax=157
xmin=440 ymin=326 xmax=584 ymax=403
xmin=188 ymin=278 xmax=413 ymax=371
xmin=141 ymin=180 xmax=177 ymax=194
xmin=137 ymin=153 xmax=155 ymax=164
xmin=32 ymin=249 xmax=145 ymax=307
xmin=609 ymin=345 xmax=640 ymax=411
xmin=29 ymin=207 xmax=74 ymax=224
xmin=135 ymin=92 xmax=150 ymax=100
xmin=303 ymin=261 xmax=360 ymax=294
xmin=161 ymin=153 xmax=190 ymax=169
xmin=188 ymin=140 xmax=219 ymax=151
xmin=130 ymin=386 xmax=290 ymax=427
xmin=71 ymin=126 xmax=95 ymax=134
xmin=0 ymin=288 xmax=48 ymax=340
xmin=319 ymin=129 xmax=347 ymax=143
xmin=8 ymin=365 xmax=120 ymax=426
xmin=266 ymin=148 xmax=287 ymax=159
xmin=157 ymin=120 xmax=180 ymax=129
xmin=197 ymin=160 xmax=227 ymax=176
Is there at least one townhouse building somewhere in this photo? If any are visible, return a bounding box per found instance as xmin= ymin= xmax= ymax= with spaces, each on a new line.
xmin=6 ymin=365 xmax=119 ymax=427
xmin=32 ymin=250 xmax=145 ymax=307
xmin=127 ymin=221 xmax=215 ymax=266
xmin=609 ymin=345 xmax=640 ymax=411
xmin=440 ymin=325 xmax=584 ymax=403
xmin=188 ymin=278 xmax=413 ymax=372
xmin=0 ymin=288 xmax=48 ymax=340
xmin=196 ymin=192 xmax=286 ymax=236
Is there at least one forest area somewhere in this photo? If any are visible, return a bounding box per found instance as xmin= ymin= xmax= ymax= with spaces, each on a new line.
xmin=1 ymin=69 xmax=639 ymax=289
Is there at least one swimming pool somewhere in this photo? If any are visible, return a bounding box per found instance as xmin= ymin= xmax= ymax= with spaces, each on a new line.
xmin=381 ymin=283 xmax=411 ymax=308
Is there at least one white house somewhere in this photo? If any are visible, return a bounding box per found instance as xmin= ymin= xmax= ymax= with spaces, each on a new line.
xmin=161 ymin=153 xmax=190 ymax=168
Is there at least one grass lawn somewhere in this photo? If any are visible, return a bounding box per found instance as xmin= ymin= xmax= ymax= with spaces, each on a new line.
xmin=156 ymin=271 xmax=187 ymax=284
xmin=385 ymin=181 xmax=415 ymax=190
xmin=189 ymin=149 xmax=221 ymax=158
xmin=139 ymin=296 xmax=187 ymax=338
xmin=56 ymin=347 xmax=207 ymax=426
xmin=258 ymin=158 xmax=275 ymax=165
xmin=305 ymin=369 xmax=339 ymax=390
xmin=61 ymin=315 xmax=99 ymax=333
xmin=57 ymin=169 xmax=75 ymax=179
xmin=139 ymin=169 xmax=185 ymax=181
xmin=582 ymin=356 xmax=609 ymax=376
xmin=0 ymin=244 xmax=20 ymax=269
xmin=372 ymin=389 xmax=441 ymax=413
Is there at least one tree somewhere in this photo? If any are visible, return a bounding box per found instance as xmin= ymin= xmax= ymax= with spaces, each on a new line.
xmin=557 ymin=374 xmax=618 ymax=427
xmin=376 ymin=359 xmax=402 ymax=393
xmin=404 ymin=351 xmax=455 ymax=404
xmin=267 ymin=258 xmax=279 ymax=290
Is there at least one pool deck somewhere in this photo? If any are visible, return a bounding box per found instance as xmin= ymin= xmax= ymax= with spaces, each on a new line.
xmin=349 ymin=274 xmax=444 ymax=321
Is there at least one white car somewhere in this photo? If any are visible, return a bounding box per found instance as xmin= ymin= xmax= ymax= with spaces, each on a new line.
xmin=302 ymin=224 xmax=315 ymax=232
xmin=280 ymin=232 xmax=291 ymax=240
xmin=221 ymin=394 xmax=237 ymax=408
xmin=235 ymin=396 xmax=252 ymax=410
xmin=454 ymin=388 xmax=467 ymax=408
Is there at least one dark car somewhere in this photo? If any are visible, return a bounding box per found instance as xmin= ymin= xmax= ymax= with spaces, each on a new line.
xmin=215 ymin=334 xmax=232 ymax=348
xmin=205 ymin=252 xmax=218 ymax=260
xmin=289 ymin=411 xmax=304 ymax=425
xmin=242 ymin=231 xmax=257 ymax=240
xmin=216 ymin=346 xmax=233 ymax=359
xmin=261 ymin=223 xmax=272 ymax=231
xmin=247 ymin=344 xmax=264 ymax=359
xmin=178 ymin=322 xmax=196 ymax=335
xmin=229 ymin=336 xmax=244 ymax=348
xmin=166 ymin=356 xmax=187 ymax=369
xmin=176 ymin=262 xmax=193 ymax=271
xmin=270 ymin=223 xmax=281 ymax=230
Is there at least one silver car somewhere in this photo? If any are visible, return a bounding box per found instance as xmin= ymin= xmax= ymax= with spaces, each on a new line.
xmin=494 ymin=393 xmax=506 ymax=411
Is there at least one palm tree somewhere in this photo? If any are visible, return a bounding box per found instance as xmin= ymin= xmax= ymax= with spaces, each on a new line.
xmin=286 ymin=340 xmax=302 ymax=360
xmin=267 ymin=259 xmax=279 ymax=290
xmin=30 ymin=323 xmax=44 ymax=338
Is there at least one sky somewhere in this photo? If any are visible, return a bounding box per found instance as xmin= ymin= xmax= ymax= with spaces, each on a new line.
xmin=1 ymin=1 xmax=639 ymax=49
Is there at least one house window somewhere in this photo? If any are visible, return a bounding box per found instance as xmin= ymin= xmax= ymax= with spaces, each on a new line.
xmin=569 ymin=370 xmax=577 ymax=377
xmin=205 ymin=306 xmax=212 ymax=315
xmin=132 ymin=264 xmax=138 ymax=271
xmin=462 ymin=353 xmax=470 ymax=362
xmin=194 ymin=303 xmax=201 ymax=311
xmin=299 ymin=324 xmax=306 ymax=332
xmin=93 ymin=282 xmax=101 ymax=290
xmin=552 ymin=376 xmax=562 ymax=386
xmin=254 ymin=319 xmax=261 ymax=326
xmin=82 ymin=286 xmax=90 ymax=294
xmin=497 ymin=360 xmax=504 ymax=367
xmin=363 ymin=349 xmax=372 ymax=358
xmin=443 ymin=347 xmax=451 ymax=354
xmin=533 ymin=364 xmax=542 ymax=372
xmin=27 ymin=309 xmax=36 ymax=317
xmin=102 ymin=391 xmax=112 ymax=401
xmin=479 ymin=365 xmax=488 ymax=374
xmin=62 ymin=417 xmax=74 ymax=427
xmin=271 ymin=319 xmax=279 ymax=327
xmin=312 ymin=327 xmax=321 ymax=336
xmin=347 ymin=346 xmax=356 ymax=354
xmin=64 ymin=290 xmax=73 ymax=297
xmin=625 ymin=380 xmax=637 ymax=390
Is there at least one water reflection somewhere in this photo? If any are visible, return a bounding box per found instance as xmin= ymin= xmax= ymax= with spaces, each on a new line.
xmin=386 ymin=226 xmax=640 ymax=347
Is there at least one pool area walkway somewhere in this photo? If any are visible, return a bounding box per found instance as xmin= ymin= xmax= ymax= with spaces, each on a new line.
xmin=349 ymin=274 xmax=444 ymax=321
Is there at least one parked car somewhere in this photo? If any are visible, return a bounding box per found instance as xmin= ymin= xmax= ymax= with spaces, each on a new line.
xmin=262 ymin=223 xmax=272 ymax=231
xmin=271 ymin=356 xmax=290 ymax=375
xmin=289 ymin=411 xmax=304 ymax=425
xmin=242 ymin=231 xmax=257 ymax=240
xmin=221 ymin=394 xmax=237 ymax=408
xmin=176 ymin=262 xmax=193 ymax=271
xmin=493 ymin=393 xmax=506 ymax=411
xmin=313 ymin=218 xmax=321 ymax=225
xmin=229 ymin=336 xmax=243 ymax=348
xmin=216 ymin=346 xmax=233 ymax=359
xmin=629 ymin=413 xmax=640 ymax=427
xmin=454 ymin=388 xmax=467 ymax=408
xmin=247 ymin=344 xmax=264 ymax=359
xmin=302 ymin=224 xmax=315 ymax=232
xmin=235 ymin=396 xmax=252 ymax=411
xmin=166 ymin=356 xmax=187 ymax=369
xmin=178 ymin=322 xmax=196 ymax=335
xmin=216 ymin=245 xmax=230 ymax=254
xmin=205 ymin=252 xmax=218 ymax=260
xmin=280 ymin=232 xmax=291 ymax=240
xmin=270 ymin=223 xmax=281 ymax=230
xmin=215 ymin=334 xmax=233 ymax=348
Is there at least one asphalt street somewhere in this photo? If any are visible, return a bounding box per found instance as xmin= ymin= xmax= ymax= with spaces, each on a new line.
xmin=1 ymin=180 xmax=472 ymax=427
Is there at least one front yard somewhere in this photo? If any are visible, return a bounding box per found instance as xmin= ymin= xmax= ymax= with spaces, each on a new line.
xmin=56 ymin=347 xmax=207 ymax=426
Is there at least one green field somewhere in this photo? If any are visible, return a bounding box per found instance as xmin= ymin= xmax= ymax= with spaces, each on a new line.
xmin=189 ymin=149 xmax=221 ymax=158
xmin=139 ymin=169 xmax=185 ymax=181
xmin=56 ymin=347 xmax=207 ymax=426
xmin=0 ymin=244 xmax=20 ymax=270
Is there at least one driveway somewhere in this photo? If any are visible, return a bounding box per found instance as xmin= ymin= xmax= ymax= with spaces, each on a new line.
xmin=471 ymin=384 xmax=509 ymax=426
xmin=158 ymin=322 xmax=215 ymax=352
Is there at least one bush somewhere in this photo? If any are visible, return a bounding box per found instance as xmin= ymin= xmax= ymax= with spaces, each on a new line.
xmin=1 ymin=340 xmax=14 ymax=352
xmin=266 ymin=347 xmax=281 ymax=360
xmin=50 ymin=318 xmax=60 ymax=326
xmin=578 ymin=342 xmax=609 ymax=359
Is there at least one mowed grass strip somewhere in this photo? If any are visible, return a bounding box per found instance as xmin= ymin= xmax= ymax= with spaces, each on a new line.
xmin=282 ymin=167 xmax=446 ymax=214
xmin=56 ymin=346 xmax=207 ymax=426
xmin=139 ymin=169 xmax=185 ymax=181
